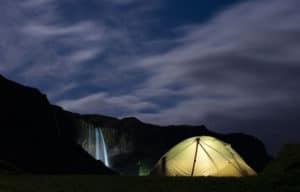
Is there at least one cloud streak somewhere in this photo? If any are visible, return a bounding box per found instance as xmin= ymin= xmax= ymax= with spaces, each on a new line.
xmin=0 ymin=0 xmax=158 ymax=97
xmin=58 ymin=92 xmax=158 ymax=116
xmin=0 ymin=0 xmax=299 ymax=153
xmin=129 ymin=0 xmax=300 ymax=153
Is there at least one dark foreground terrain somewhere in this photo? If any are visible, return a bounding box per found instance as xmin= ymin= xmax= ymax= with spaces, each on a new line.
xmin=0 ymin=144 xmax=299 ymax=192
xmin=0 ymin=174 xmax=297 ymax=192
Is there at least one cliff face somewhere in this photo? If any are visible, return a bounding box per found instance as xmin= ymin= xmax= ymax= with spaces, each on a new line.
xmin=0 ymin=75 xmax=113 ymax=174
xmin=0 ymin=74 xmax=270 ymax=175
xmin=81 ymin=115 xmax=271 ymax=175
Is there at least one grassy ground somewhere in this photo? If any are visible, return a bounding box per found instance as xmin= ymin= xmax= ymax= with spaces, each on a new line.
xmin=0 ymin=144 xmax=299 ymax=192
xmin=0 ymin=174 xmax=298 ymax=192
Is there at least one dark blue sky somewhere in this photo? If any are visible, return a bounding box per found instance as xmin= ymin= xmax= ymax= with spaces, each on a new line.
xmin=0 ymin=0 xmax=300 ymax=154
xmin=159 ymin=0 xmax=241 ymax=27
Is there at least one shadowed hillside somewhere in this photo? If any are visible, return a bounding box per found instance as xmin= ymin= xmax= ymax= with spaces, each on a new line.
xmin=81 ymin=115 xmax=271 ymax=175
xmin=0 ymin=75 xmax=113 ymax=174
xmin=263 ymin=144 xmax=300 ymax=176
xmin=0 ymin=74 xmax=270 ymax=175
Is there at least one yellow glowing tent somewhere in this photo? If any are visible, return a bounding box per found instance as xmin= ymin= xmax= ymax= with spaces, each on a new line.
xmin=151 ymin=136 xmax=257 ymax=177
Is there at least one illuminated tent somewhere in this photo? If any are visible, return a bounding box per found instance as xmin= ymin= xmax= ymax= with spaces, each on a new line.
xmin=151 ymin=136 xmax=257 ymax=177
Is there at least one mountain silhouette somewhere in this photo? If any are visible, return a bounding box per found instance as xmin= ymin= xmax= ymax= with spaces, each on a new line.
xmin=0 ymin=75 xmax=113 ymax=174
xmin=0 ymin=74 xmax=270 ymax=174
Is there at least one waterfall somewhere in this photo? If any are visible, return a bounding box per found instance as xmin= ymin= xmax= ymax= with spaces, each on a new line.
xmin=86 ymin=127 xmax=110 ymax=167
xmin=97 ymin=128 xmax=110 ymax=167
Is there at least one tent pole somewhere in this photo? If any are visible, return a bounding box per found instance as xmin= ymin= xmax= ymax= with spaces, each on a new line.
xmin=191 ymin=138 xmax=200 ymax=176
xmin=199 ymin=142 xmax=219 ymax=172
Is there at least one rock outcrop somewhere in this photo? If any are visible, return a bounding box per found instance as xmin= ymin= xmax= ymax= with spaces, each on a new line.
xmin=81 ymin=115 xmax=271 ymax=175
xmin=0 ymin=75 xmax=113 ymax=174
xmin=0 ymin=74 xmax=270 ymax=175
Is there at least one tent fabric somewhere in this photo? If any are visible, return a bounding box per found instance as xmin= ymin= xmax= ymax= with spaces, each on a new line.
xmin=151 ymin=136 xmax=257 ymax=177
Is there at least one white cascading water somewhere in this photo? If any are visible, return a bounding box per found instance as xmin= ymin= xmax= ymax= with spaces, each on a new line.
xmin=87 ymin=127 xmax=110 ymax=167
xmin=96 ymin=128 xmax=110 ymax=167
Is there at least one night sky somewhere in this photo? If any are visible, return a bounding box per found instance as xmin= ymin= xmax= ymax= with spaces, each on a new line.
xmin=1 ymin=0 xmax=300 ymax=154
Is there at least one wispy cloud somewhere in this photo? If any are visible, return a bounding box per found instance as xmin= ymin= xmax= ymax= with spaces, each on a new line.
xmin=129 ymin=0 xmax=300 ymax=152
xmin=0 ymin=0 xmax=158 ymax=96
xmin=134 ymin=0 xmax=300 ymax=123
xmin=58 ymin=92 xmax=158 ymax=116
xmin=22 ymin=0 xmax=55 ymax=7
xmin=1 ymin=0 xmax=299 ymax=153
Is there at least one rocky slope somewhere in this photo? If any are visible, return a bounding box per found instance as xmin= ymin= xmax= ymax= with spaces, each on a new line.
xmin=0 ymin=75 xmax=113 ymax=174
xmin=0 ymin=74 xmax=270 ymax=175
xmin=81 ymin=115 xmax=271 ymax=175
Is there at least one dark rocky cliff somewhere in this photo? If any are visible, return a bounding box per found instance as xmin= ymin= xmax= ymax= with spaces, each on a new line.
xmin=81 ymin=115 xmax=271 ymax=175
xmin=0 ymin=75 xmax=113 ymax=174
xmin=0 ymin=74 xmax=270 ymax=175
